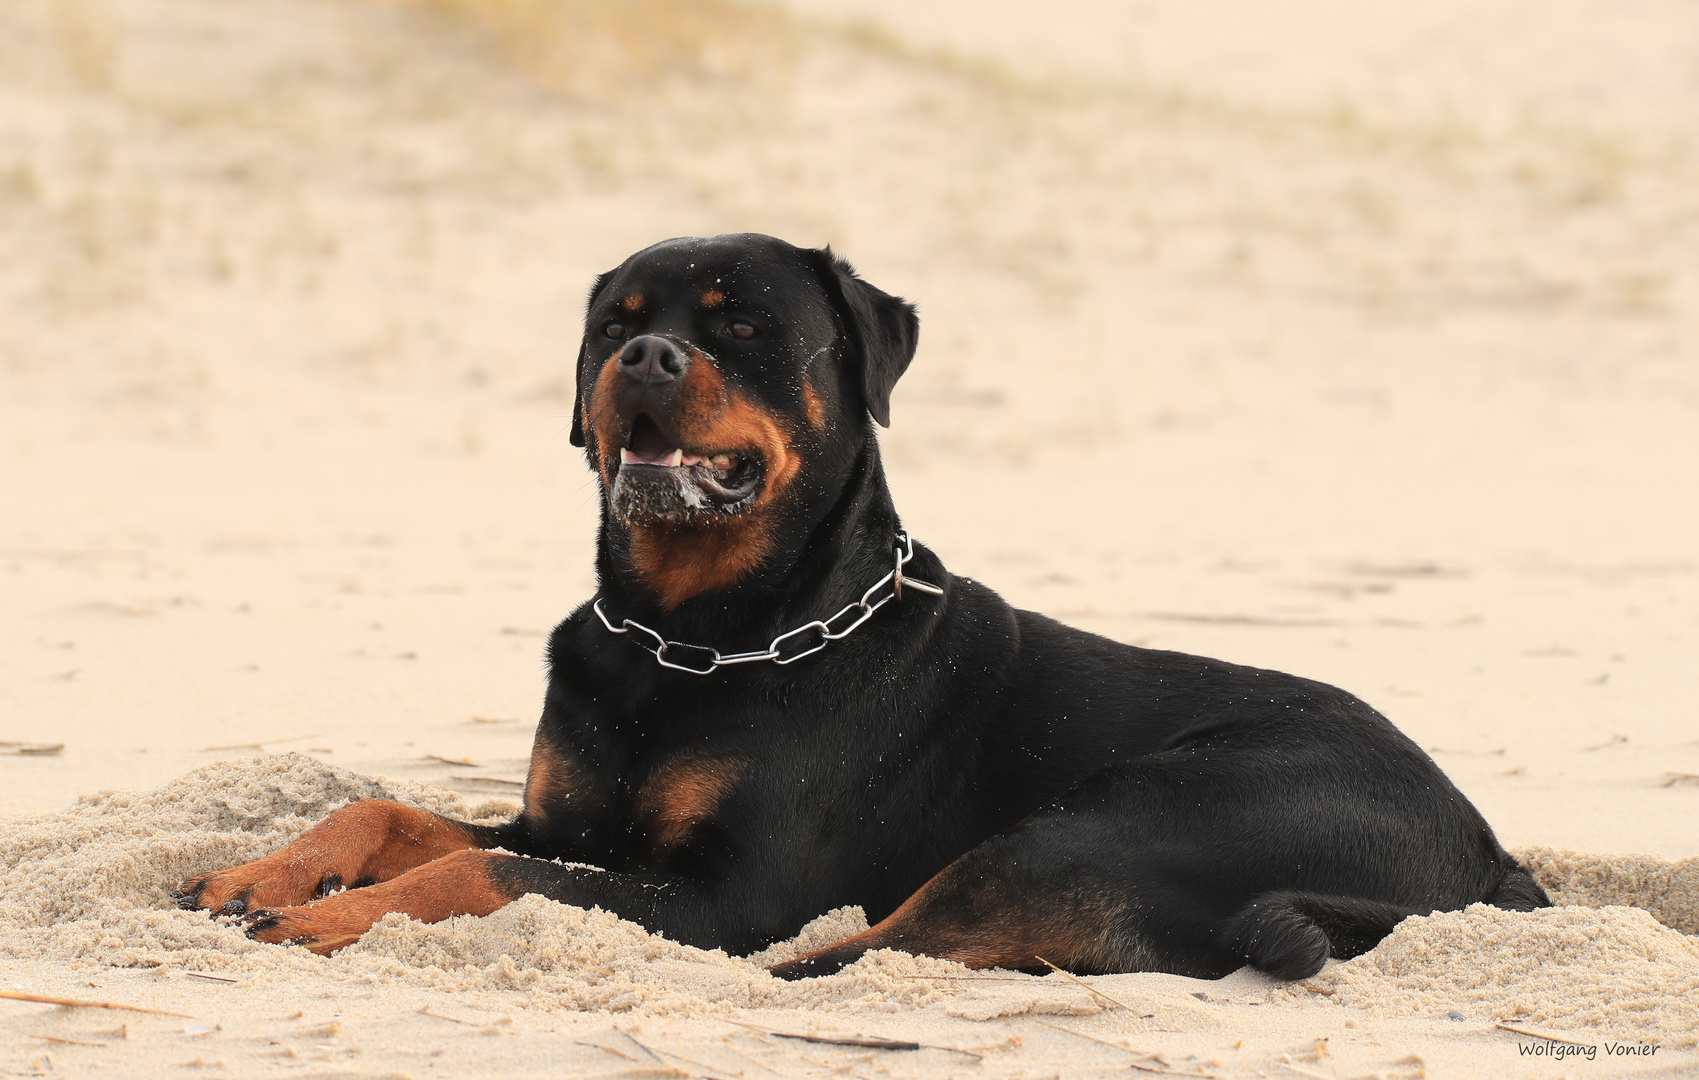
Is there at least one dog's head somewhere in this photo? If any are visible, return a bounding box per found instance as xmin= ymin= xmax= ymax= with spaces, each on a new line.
xmin=572 ymin=233 xmax=918 ymax=610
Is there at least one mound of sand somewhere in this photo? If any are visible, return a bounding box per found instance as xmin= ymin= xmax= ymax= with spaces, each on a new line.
xmin=1279 ymin=905 xmax=1699 ymax=1046
xmin=3 ymin=754 xmax=1694 ymax=1049
xmin=0 ymin=756 xmax=1025 ymax=1015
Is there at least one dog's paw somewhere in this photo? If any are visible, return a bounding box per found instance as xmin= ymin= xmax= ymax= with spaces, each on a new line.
xmin=239 ymin=892 xmax=389 ymax=956
xmin=173 ymin=860 xmax=359 ymax=915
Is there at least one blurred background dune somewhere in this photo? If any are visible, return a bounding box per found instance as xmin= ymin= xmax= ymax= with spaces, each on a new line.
xmin=2 ymin=0 xmax=1696 ymax=854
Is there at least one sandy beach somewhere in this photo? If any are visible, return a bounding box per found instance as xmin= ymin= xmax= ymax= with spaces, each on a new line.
xmin=3 ymin=0 xmax=1697 ymax=1075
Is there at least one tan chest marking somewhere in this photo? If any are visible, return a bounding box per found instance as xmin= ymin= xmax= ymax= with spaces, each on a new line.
xmin=523 ymin=737 xmax=601 ymax=831
xmin=634 ymin=754 xmax=744 ymax=850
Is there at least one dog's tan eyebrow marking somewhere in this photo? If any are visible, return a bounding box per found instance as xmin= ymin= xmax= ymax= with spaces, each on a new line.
xmin=622 ymin=293 xmax=645 ymax=312
xmin=803 ymin=379 xmax=825 ymax=430
xmin=699 ymin=289 xmax=725 ymax=307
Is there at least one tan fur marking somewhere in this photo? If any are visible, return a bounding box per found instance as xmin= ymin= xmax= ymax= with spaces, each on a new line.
xmin=622 ymin=292 xmax=645 ymax=312
xmin=803 ymin=380 xmax=825 ymax=430
xmin=700 ymin=289 xmax=725 ymax=307
xmin=247 ymin=849 xmax=514 ymax=956
xmin=781 ymin=860 xmax=1139 ymax=974
xmin=582 ymin=349 xmax=805 ymax=611
xmin=587 ymin=351 xmax=628 ymax=485
xmin=523 ymin=735 xmax=595 ymax=830
xmin=635 ymin=754 xmax=744 ymax=851
xmin=625 ymin=518 xmax=772 ymax=613
xmin=178 ymin=800 xmax=480 ymax=913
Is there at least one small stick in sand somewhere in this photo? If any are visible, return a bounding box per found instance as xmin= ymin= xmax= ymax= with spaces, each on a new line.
xmin=573 ymin=1039 xmax=642 ymax=1063
xmin=418 ymin=1005 xmax=478 ymax=1025
xmin=725 ymin=1016 xmax=983 ymax=1059
xmin=620 ymin=1031 xmax=721 ymax=1078
xmin=614 ymin=1028 xmax=665 ymax=1063
xmin=184 ymin=973 xmax=237 ymax=985
xmin=772 ymin=1031 xmax=921 ymax=1051
xmin=450 ymin=775 xmax=524 ymax=788
xmin=200 ymin=733 xmax=321 ymax=752
xmin=0 ymin=990 xmax=193 ymax=1018
xmin=0 ymin=742 xmax=65 ymax=755
xmin=29 ymin=1034 xmax=109 ymax=1047
xmin=719 ymin=1040 xmax=785 ymax=1075
xmin=645 ymin=1042 xmax=738 ymax=1079
xmin=717 ymin=1016 xmax=973 ymax=1057
xmin=1029 ymin=1020 xmax=1214 ymax=1078
xmin=1034 ymin=955 xmax=1141 ymax=1013
xmin=1494 ymin=1021 xmax=1596 ymax=1047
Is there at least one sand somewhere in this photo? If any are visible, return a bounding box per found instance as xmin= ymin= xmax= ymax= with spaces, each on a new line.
xmin=1 ymin=755 xmax=1695 ymax=1078
xmin=4 ymin=0 xmax=1698 ymax=1075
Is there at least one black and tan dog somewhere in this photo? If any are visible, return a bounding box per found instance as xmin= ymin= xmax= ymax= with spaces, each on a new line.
xmin=175 ymin=233 xmax=1547 ymax=979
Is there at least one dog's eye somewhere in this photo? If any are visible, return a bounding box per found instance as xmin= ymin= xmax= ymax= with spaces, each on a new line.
xmin=729 ymin=321 xmax=756 ymax=341
xmin=603 ymin=322 xmax=626 ymax=339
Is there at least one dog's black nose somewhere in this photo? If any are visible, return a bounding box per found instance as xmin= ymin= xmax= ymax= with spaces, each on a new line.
xmin=619 ymin=335 xmax=690 ymax=385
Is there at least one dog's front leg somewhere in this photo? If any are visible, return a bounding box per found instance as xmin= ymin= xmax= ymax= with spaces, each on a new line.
xmin=240 ymin=854 xmax=731 ymax=956
xmin=241 ymin=847 xmax=518 ymax=954
xmin=173 ymin=799 xmax=511 ymax=916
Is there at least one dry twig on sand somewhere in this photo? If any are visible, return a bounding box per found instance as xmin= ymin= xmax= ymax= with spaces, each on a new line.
xmin=1495 ymin=1021 xmax=1596 ymax=1047
xmin=717 ymin=1016 xmax=978 ymax=1057
xmin=0 ymin=742 xmax=64 ymax=755
xmin=1035 ymin=955 xmax=1142 ymax=1013
xmin=0 ymin=990 xmax=192 ymax=1018
xmin=772 ymin=1031 xmax=922 ymax=1051
xmin=1030 ymin=1019 xmax=1215 ymax=1078
xmin=29 ymin=1035 xmax=110 ymax=1047
xmin=199 ymin=733 xmax=320 ymax=752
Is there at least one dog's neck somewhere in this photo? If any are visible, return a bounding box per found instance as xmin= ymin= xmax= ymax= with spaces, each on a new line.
xmin=592 ymin=438 xmax=902 ymax=643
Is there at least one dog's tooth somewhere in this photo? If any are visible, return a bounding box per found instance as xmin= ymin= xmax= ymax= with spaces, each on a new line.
xmin=620 ymin=448 xmax=636 ymax=465
xmin=709 ymin=453 xmax=734 ymax=469
xmin=667 ymin=449 xmax=683 ymax=468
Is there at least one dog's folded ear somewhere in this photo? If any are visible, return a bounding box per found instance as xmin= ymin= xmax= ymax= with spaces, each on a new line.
xmin=808 ymin=248 xmax=919 ymax=428
xmin=570 ymin=271 xmax=617 ymax=447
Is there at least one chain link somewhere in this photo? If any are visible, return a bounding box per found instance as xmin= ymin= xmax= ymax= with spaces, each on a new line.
xmin=592 ymin=531 xmax=943 ymax=674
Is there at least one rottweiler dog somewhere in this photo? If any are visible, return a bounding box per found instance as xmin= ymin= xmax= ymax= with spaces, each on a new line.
xmin=175 ymin=233 xmax=1548 ymax=979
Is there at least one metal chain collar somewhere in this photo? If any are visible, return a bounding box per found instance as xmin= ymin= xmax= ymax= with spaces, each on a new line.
xmin=593 ymin=531 xmax=944 ymax=675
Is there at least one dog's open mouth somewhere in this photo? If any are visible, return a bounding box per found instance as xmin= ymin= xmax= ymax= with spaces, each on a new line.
xmin=611 ymin=414 xmax=762 ymax=521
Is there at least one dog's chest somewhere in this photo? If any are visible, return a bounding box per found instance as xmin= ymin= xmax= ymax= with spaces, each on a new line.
xmin=629 ymin=752 xmax=745 ymax=851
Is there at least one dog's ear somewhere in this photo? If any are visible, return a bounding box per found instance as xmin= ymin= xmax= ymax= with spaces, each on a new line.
xmin=570 ymin=271 xmax=617 ymax=448
xmin=807 ymin=248 xmax=919 ymax=428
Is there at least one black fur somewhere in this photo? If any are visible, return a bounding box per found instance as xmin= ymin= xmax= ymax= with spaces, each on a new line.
xmin=453 ymin=233 xmax=1546 ymax=978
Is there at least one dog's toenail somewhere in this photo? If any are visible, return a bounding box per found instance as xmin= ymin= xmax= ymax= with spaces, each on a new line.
xmin=220 ymin=898 xmax=248 ymax=916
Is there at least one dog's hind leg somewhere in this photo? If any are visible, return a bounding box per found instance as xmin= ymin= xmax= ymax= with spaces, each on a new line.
xmin=771 ymin=732 xmax=1525 ymax=981
xmin=769 ymin=816 xmax=1186 ymax=980
xmin=173 ymin=800 xmax=509 ymax=916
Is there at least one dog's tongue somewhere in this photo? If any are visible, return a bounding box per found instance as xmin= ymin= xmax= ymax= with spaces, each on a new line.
xmin=622 ymin=417 xmax=702 ymax=468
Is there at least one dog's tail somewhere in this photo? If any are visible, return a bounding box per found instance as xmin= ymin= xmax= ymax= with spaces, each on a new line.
xmin=1483 ymin=861 xmax=1551 ymax=912
xmin=1223 ymin=891 xmax=1421 ymax=980
xmin=1226 ymin=862 xmax=1552 ymax=981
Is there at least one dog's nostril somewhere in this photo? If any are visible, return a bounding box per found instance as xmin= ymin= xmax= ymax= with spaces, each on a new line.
xmin=618 ymin=336 xmax=690 ymax=384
